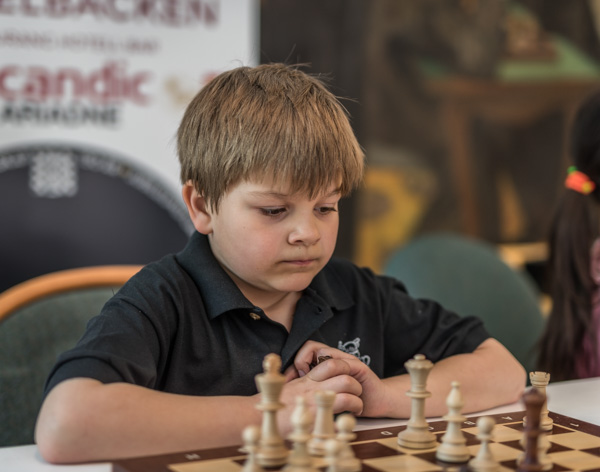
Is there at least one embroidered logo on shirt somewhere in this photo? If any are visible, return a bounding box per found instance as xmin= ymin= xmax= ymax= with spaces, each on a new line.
xmin=337 ymin=337 xmax=371 ymax=366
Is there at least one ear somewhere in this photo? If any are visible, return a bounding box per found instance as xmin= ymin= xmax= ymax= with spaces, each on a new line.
xmin=182 ymin=182 xmax=214 ymax=234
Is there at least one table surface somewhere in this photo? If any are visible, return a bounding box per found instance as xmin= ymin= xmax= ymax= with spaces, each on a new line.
xmin=2 ymin=377 xmax=598 ymax=472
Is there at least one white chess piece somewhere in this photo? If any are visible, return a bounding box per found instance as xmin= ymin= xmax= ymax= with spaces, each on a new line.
xmin=308 ymin=390 xmax=337 ymax=456
xmin=435 ymin=381 xmax=470 ymax=463
xmin=334 ymin=414 xmax=361 ymax=472
xmin=255 ymin=353 xmax=289 ymax=467
xmin=468 ymin=416 xmax=500 ymax=472
xmin=242 ymin=425 xmax=266 ymax=472
xmin=524 ymin=372 xmax=553 ymax=432
xmin=284 ymin=396 xmax=318 ymax=472
xmin=397 ymin=354 xmax=436 ymax=449
xmin=325 ymin=438 xmax=342 ymax=472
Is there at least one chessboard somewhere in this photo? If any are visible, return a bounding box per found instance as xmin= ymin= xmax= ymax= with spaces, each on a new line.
xmin=112 ymin=410 xmax=600 ymax=472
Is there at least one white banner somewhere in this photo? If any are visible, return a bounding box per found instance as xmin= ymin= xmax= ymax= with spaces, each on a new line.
xmin=0 ymin=0 xmax=259 ymax=193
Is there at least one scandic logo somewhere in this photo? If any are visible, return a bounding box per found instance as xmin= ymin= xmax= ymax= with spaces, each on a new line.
xmin=0 ymin=0 xmax=219 ymax=26
xmin=0 ymin=62 xmax=152 ymax=105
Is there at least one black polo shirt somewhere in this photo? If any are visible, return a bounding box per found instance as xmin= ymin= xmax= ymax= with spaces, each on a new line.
xmin=44 ymin=232 xmax=489 ymax=397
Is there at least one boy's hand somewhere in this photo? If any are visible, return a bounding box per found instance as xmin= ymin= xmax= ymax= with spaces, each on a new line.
xmin=280 ymin=357 xmax=364 ymax=418
xmin=284 ymin=340 xmax=393 ymax=418
xmin=289 ymin=340 xmax=358 ymax=377
xmin=337 ymin=356 xmax=392 ymax=418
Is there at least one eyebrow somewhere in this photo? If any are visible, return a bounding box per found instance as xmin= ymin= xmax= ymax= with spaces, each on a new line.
xmin=248 ymin=188 xmax=342 ymax=199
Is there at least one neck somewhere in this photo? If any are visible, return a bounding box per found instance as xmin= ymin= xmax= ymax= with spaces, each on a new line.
xmin=251 ymin=291 xmax=301 ymax=332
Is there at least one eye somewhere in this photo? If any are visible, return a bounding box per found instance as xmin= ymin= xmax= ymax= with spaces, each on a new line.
xmin=260 ymin=207 xmax=286 ymax=217
xmin=316 ymin=206 xmax=338 ymax=215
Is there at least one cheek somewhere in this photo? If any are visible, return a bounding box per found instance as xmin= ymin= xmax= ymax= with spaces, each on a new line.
xmin=325 ymin=220 xmax=339 ymax=246
xmin=230 ymin=230 xmax=275 ymax=262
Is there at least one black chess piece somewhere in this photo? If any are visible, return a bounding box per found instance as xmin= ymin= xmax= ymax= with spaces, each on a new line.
xmin=517 ymin=388 xmax=545 ymax=472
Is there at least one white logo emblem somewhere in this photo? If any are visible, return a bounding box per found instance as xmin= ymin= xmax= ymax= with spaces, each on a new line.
xmin=337 ymin=337 xmax=371 ymax=366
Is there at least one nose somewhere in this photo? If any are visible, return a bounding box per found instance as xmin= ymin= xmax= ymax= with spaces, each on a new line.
xmin=288 ymin=215 xmax=321 ymax=246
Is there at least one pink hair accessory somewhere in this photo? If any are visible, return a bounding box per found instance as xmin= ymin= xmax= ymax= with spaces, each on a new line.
xmin=565 ymin=166 xmax=596 ymax=195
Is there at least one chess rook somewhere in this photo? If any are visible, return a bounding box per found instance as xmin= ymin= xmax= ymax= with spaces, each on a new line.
xmin=255 ymin=353 xmax=289 ymax=468
xmin=435 ymin=381 xmax=470 ymax=463
xmin=524 ymin=372 xmax=553 ymax=432
xmin=397 ymin=354 xmax=436 ymax=449
xmin=308 ymin=390 xmax=337 ymax=456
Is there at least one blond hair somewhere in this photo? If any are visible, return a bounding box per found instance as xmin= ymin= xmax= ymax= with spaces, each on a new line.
xmin=177 ymin=63 xmax=364 ymax=211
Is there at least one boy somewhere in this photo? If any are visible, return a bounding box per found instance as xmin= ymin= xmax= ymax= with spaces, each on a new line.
xmin=35 ymin=63 xmax=525 ymax=464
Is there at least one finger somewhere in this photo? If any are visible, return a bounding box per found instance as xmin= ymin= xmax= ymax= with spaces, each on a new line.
xmin=293 ymin=340 xmax=330 ymax=376
xmin=332 ymin=393 xmax=363 ymax=416
xmin=308 ymin=370 xmax=363 ymax=398
xmin=294 ymin=343 xmax=358 ymax=376
xmin=306 ymin=358 xmax=352 ymax=382
xmin=283 ymin=365 xmax=299 ymax=382
xmin=339 ymin=356 xmax=376 ymax=384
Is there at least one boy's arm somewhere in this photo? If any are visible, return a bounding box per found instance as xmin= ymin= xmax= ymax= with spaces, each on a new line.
xmin=35 ymin=359 xmax=365 ymax=464
xmin=35 ymin=378 xmax=260 ymax=464
xmin=292 ymin=338 xmax=526 ymax=419
xmin=379 ymin=338 xmax=526 ymax=417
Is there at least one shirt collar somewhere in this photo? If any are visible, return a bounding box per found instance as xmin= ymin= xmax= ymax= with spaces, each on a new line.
xmin=306 ymin=262 xmax=355 ymax=312
xmin=176 ymin=232 xmax=254 ymax=319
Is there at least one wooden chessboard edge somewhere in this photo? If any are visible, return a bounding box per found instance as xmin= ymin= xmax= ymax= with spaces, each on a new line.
xmin=110 ymin=410 xmax=600 ymax=472
xmin=112 ymin=444 xmax=243 ymax=472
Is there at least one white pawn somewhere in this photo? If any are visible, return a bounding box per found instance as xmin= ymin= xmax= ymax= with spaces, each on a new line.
xmin=242 ymin=425 xmax=266 ymax=472
xmin=334 ymin=414 xmax=361 ymax=472
xmin=325 ymin=438 xmax=342 ymax=472
xmin=308 ymin=390 xmax=337 ymax=456
xmin=468 ymin=416 xmax=499 ymax=472
xmin=435 ymin=381 xmax=470 ymax=463
xmin=284 ymin=396 xmax=318 ymax=472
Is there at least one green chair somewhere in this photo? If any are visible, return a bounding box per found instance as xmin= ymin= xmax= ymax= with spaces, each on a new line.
xmin=383 ymin=233 xmax=545 ymax=373
xmin=0 ymin=265 xmax=141 ymax=447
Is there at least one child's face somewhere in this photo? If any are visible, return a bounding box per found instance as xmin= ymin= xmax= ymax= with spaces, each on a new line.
xmin=205 ymin=178 xmax=341 ymax=304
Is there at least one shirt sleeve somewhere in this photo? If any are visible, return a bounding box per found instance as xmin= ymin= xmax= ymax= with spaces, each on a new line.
xmin=380 ymin=275 xmax=490 ymax=377
xmin=43 ymin=296 xmax=163 ymax=396
xmin=42 ymin=265 xmax=176 ymax=397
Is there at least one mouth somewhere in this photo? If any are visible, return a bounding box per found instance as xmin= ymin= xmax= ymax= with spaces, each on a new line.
xmin=283 ymin=259 xmax=317 ymax=267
